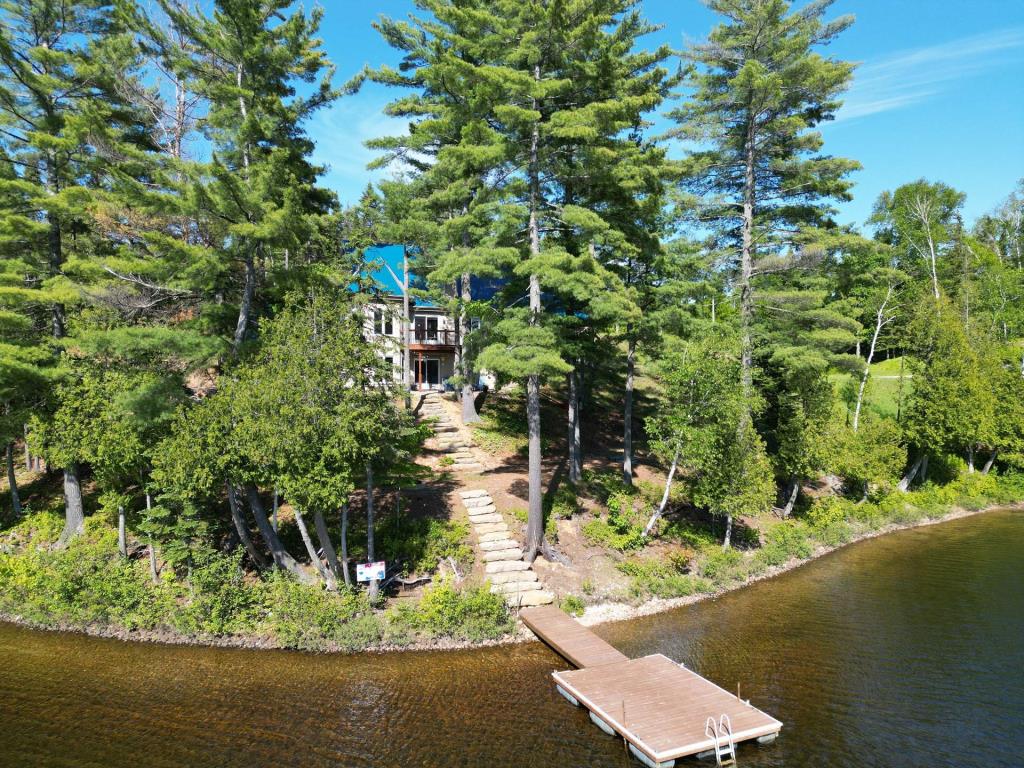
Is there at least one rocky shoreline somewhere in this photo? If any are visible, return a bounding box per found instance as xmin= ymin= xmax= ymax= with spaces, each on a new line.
xmin=2 ymin=502 xmax=1018 ymax=654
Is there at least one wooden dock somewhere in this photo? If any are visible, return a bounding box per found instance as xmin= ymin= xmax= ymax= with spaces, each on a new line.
xmin=521 ymin=606 xmax=782 ymax=767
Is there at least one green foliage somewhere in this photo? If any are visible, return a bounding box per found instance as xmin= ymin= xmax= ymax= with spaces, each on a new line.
xmin=175 ymin=551 xmax=262 ymax=636
xmin=582 ymin=497 xmax=646 ymax=552
xmin=0 ymin=518 xmax=174 ymax=630
xmin=755 ymin=522 xmax=814 ymax=568
xmin=560 ymin=594 xmax=585 ymax=617
xmin=404 ymin=580 xmax=513 ymax=642
xmin=377 ymin=515 xmax=472 ymax=576
xmin=618 ymin=553 xmax=707 ymax=599
xmin=261 ymin=574 xmax=379 ymax=652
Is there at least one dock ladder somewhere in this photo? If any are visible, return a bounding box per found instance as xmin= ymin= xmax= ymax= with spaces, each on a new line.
xmin=704 ymin=714 xmax=737 ymax=765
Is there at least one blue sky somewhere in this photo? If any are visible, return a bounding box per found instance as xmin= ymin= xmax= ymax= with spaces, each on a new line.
xmin=308 ymin=0 xmax=1024 ymax=227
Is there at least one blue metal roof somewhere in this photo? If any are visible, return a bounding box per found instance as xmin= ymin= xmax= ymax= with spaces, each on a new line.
xmin=353 ymin=244 xmax=505 ymax=308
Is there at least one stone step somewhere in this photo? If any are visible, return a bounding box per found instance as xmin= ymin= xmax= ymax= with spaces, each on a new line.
xmin=482 ymin=548 xmax=523 ymax=562
xmin=485 ymin=559 xmax=530 ymax=573
xmin=443 ymin=444 xmax=470 ymax=452
xmin=453 ymin=462 xmax=483 ymax=471
xmin=479 ymin=538 xmax=520 ymax=552
xmin=491 ymin=580 xmax=543 ymax=595
xmin=460 ymin=490 xmax=489 ymax=499
xmin=467 ymin=504 xmax=497 ymax=517
xmin=474 ymin=522 xmax=509 ymax=535
xmin=489 ymin=570 xmax=538 ymax=585
xmin=451 ymin=451 xmax=475 ymax=459
xmin=478 ymin=530 xmax=511 ymax=543
xmin=464 ymin=497 xmax=494 ymax=509
xmin=434 ymin=425 xmax=458 ymax=433
xmin=468 ymin=513 xmax=502 ymax=525
xmin=507 ymin=590 xmax=555 ymax=607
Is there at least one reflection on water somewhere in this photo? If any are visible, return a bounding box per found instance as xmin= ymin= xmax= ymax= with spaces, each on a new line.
xmin=2 ymin=510 xmax=1022 ymax=767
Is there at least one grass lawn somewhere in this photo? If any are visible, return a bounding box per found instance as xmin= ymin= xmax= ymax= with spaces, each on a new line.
xmin=831 ymin=355 xmax=913 ymax=421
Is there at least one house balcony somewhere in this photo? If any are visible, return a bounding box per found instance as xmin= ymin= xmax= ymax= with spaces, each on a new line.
xmin=410 ymin=328 xmax=457 ymax=350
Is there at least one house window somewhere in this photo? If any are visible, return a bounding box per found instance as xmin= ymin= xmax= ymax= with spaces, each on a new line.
xmin=373 ymin=309 xmax=393 ymax=336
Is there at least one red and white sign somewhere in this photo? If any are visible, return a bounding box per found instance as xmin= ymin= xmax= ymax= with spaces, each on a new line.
xmin=357 ymin=561 xmax=386 ymax=582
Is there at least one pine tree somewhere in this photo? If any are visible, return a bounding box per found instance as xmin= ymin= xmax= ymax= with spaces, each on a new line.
xmin=670 ymin=0 xmax=859 ymax=422
xmin=154 ymin=0 xmax=337 ymax=351
xmin=364 ymin=0 xmax=674 ymax=560
xmin=0 ymin=0 xmax=152 ymax=540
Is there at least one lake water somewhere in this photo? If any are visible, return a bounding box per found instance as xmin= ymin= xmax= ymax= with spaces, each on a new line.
xmin=2 ymin=509 xmax=1022 ymax=767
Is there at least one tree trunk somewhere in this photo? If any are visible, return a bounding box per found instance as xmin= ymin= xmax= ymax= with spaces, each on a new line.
xmin=926 ymin=231 xmax=940 ymax=301
xmin=919 ymin=454 xmax=929 ymax=483
xmin=244 ymin=483 xmax=310 ymax=581
xmin=643 ymin=447 xmax=679 ymax=538
xmin=48 ymin=211 xmax=66 ymax=339
xmin=366 ymin=464 xmax=378 ymax=600
xmin=314 ymin=509 xmax=342 ymax=586
xmin=272 ymin=487 xmax=278 ymax=532
xmin=58 ymin=463 xmax=84 ymax=546
xmin=146 ymin=492 xmax=158 ymax=583
xmin=226 ymin=481 xmax=267 ymax=569
xmin=232 ymin=253 xmax=257 ymax=352
xmin=403 ymin=246 xmax=412 ymax=409
xmin=294 ymin=507 xmax=332 ymax=587
xmin=982 ymin=450 xmax=998 ymax=474
xmin=568 ymin=369 xmax=581 ymax=484
xmin=739 ymin=114 xmax=757 ymax=417
xmin=23 ymin=424 xmax=32 ymax=471
xmin=781 ymin=476 xmax=799 ymax=518
xmin=723 ymin=515 xmax=733 ymax=549
xmin=854 ymin=286 xmax=894 ymax=432
xmin=622 ymin=334 xmax=636 ymax=487
xmin=6 ymin=443 xmax=21 ymax=517
xmin=460 ymin=271 xmax=481 ymax=424
xmin=967 ymin=444 xmax=975 ymax=473
xmin=898 ymin=453 xmax=925 ymax=491
xmin=117 ymin=505 xmax=127 ymax=558
xmin=524 ymin=65 xmax=545 ymax=563
xmin=339 ymin=502 xmax=352 ymax=587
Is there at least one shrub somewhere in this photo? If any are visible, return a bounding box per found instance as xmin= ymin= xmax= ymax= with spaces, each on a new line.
xmin=261 ymin=573 xmax=378 ymax=651
xmin=408 ymin=580 xmax=513 ymax=641
xmin=698 ymin=546 xmax=744 ymax=582
xmin=581 ymin=517 xmax=644 ymax=552
xmin=560 ymin=594 xmax=585 ymax=617
xmin=805 ymin=497 xmax=855 ymax=546
xmin=177 ymin=551 xmax=262 ymax=636
xmin=546 ymin=485 xmax=579 ymax=519
xmin=755 ymin=522 xmax=813 ymax=568
xmin=618 ymin=553 xmax=707 ymax=599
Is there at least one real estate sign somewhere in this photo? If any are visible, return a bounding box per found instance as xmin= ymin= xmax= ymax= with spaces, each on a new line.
xmin=357 ymin=561 xmax=386 ymax=582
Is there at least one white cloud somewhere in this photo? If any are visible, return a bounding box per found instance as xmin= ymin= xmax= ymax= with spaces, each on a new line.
xmin=309 ymin=88 xmax=408 ymax=204
xmin=837 ymin=27 xmax=1024 ymax=121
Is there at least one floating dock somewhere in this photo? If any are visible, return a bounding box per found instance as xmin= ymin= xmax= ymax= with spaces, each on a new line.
xmin=521 ymin=606 xmax=782 ymax=767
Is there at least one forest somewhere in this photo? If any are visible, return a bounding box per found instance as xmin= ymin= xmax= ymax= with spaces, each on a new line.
xmin=1 ymin=0 xmax=1022 ymax=650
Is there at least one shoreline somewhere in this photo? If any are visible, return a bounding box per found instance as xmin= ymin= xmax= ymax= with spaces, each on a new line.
xmin=2 ymin=502 xmax=1019 ymax=654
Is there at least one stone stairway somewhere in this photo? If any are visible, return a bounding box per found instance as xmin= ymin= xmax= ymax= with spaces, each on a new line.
xmin=420 ymin=392 xmax=483 ymax=472
xmin=459 ymin=489 xmax=554 ymax=607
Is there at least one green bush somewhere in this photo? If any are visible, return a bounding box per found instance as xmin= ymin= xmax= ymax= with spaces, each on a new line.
xmin=546 ymin=485 xmax=579 ymax=519
xmin=176 ymin=551 xmax=262 ymax=636
xmin=805 ymin=497 xmax=855 ymax=546
xmin=261 ymin=573 xmax=379 ymax=651
xmin=618 ymin=553 xmax=707 ymax=599
xmin=406 ymin=580 xmax=513 ymax=641
xmin=581 ymin=517 xmax=644 ymax=552
xmin=698 ymin=546 xmax=744 ymax=582
xmin=560 ymin=594 xmax=585 ymax=616
xmin=755 ymin=522 xmax=813 ymax=568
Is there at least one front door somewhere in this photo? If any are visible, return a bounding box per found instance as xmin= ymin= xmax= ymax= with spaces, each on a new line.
xmin=415 ymin=357 xmax=441 ymax=389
